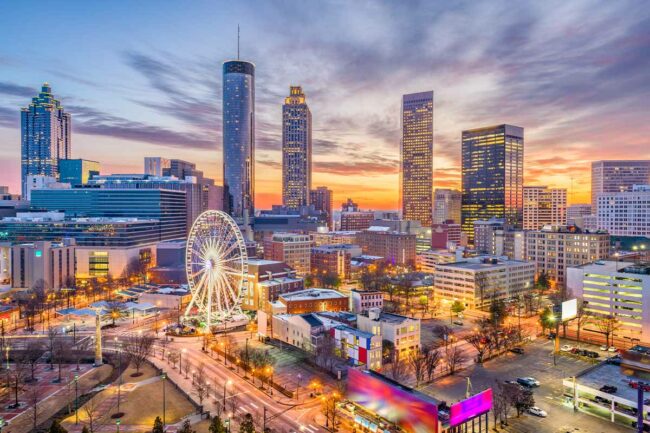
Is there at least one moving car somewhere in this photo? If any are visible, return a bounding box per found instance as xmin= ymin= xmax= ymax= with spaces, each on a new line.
xmin=517 ymin=377 xmax=540 ymax=388
xmin=528 ymin=407 xmax=547 ymax=417
xmin=560 ymin=345 xmax=573 ymax=352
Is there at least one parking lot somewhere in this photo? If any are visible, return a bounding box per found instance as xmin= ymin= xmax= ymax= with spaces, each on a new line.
xmin=419 ymin=338 xmax=630 ymax=433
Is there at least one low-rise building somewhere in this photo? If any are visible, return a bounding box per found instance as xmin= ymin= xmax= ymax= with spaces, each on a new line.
xmin=596 ymin=185 xmax=650 ymax=236
xmin=312 ymin=231 xmax=359 ymax=247
xmin=356 ymin=227 xmax=416 ymax=267
xmin=416 ymin=248 xmax=465 ymax=274
xmin=330 ymin=324 xmax=382 ymax=370
xmin=350 ymin=289 xmax=384 ymax=314
xmin=357 ymin=308 xmax=420 ymax=358
xmin=311 ymin=244 xmax=360 ymax=281
xmin=434 ymin=257 xmax=535 ymax=310
xmin=431 ymin=221 xmax=461 ymax=249
xmin=137 ymin=285 xmax=191 ymax=310
xmin=264 ymin=233 xmax=311 ymax=276
xmin=277 ymin=288 xmax=349 ymax=314
xmin=473 ymin=218 xmax=506 ymax=254
xmin=10 ymin=239 xmax=76 ymax=290
xmin=243 ymin=259 xmax=303 ymax=312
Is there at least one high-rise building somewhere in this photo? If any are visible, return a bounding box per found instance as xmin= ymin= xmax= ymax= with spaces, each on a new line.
xmin=310 ymin=187 xmax=333 ymax=230
xmin=400 ymin=91 xmax=433 ymax=226
xmin=144 ymin=157 xmax=171 ymax=177
xmin=282 ymin=86 xmax=312 ymax=210
xmin=591 ymin=160 xmax=650 ymax=210
xmin=223 ymin=60 xmax=255 ymax=220
xmin=263 ymin=233 xmax=311 ymax=276
xmin=522 ymin=186 xmax=567 ymax=230
xmin=461 ymin=124 xmax=524 ymax=241
xmin=58 ymin=159 xmax=100 ymax=186
xmin=10 ymin=239 xmax=76 ymax=291
xmin=596 ymin=185 xmax=650 ymax=236
xmin=21 ymin=83 xmax=71 ymax=197
xmin=433 ymin=189 xmax=462 ymax=224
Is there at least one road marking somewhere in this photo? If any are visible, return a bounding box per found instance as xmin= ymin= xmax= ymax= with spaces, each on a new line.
xmin=249 ymin=402 xmax=259 ymax=409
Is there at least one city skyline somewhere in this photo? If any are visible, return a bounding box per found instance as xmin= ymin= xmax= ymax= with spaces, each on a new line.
xmin=0 ymin=1 xmax=649 ymax=210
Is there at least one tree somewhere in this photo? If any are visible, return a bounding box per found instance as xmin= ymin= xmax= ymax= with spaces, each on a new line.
xmin=49 ymin=420 xmax=69 ymax=433
xmin=239 ymin=413 xmax=256 ymax=433
xmin=433 ymin=324 xmax=454 ymax=348
xmin=320 ymin=273 xmax=341 ymax=289
xmin=124 ymin=256 xmax=147 ymax=285
xmin=193 ymin=363 xmax=209 ymax=409
xmin=82 ymin=394 xmax=101 ymax=433
xmin=209 ymin=415 xmax=227 ymax=433
xmin=47 ymin=325 xmax=60 ymax=370
xmin=387 ymin=353 xmax=410 ymax=383
xmin=123 ymin=333 xmax=155 ymax=376
xmin=28 ymin=384 xmax=44 ymax=430
xmin=304 ymin=274 xmax=314 ymax=288
xmin=466 ymin=332 xmax=489 ymax=364
xmin=53 ymin=337 xmax=71 ymax=382
xmin=168 ymin=350 xmax=180 ymax=369
xmin=177 ymin=419 xmax=196 ymax=433
xmin=321 ymin=391 xmax=343 ymax=431
xmin=7 ymin=358 xmax=28 ymax=407
xmin=539 ymin=306 xmax=555 ymax=335
xmin=81 ymin=427 xmax=90 ymax=433
xmin=151 ymin=416 xmax=164 ymax=433
xmin=489 ymin=298 xmax=507 ymax=327
xmin=451 ymin=300 xmax=465 ymax=316
xmin=22 ymin=339 xmax=45 ymax=381
xmin=423 ymin=344 xmax=441 ymax=382
xmin=595 ymin=314 xmax=621 ymax=347
xmin=575 ymin=300 xmax=591 ymax=344
xmin=106 ymin=301 xmax=125 ymax=326
xmin=314 ymin=333 xmax=338 ymax=372
xmin=514 ymin=388 xmax=535 ymax=416
xmin=408 ymin=349 xmax=427 ymax=387
xmin=444 ymin=344 xmax=467 ymax=375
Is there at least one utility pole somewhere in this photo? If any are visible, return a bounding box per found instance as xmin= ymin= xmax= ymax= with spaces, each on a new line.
xmin=263 ymin=406 xmax=267 ymax=432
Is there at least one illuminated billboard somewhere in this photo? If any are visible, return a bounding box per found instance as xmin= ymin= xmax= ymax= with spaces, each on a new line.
xmin=449 ymin=388 xmax=493 ymax=427
xmin=347 ymin=368 xmax=438 ymax=433
xmin=561 ymin=298 xmax=578 ymax=322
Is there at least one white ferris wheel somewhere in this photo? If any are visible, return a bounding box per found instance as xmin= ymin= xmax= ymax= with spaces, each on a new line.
xmin=184 ymin=210 xmax=248 ymax=328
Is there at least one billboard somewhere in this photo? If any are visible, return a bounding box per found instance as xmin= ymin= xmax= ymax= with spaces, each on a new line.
xmin=449 ymin=388 xmax=493 ymax=427
xmin=561 ymin=298 xmax=578 ymax=322
xmin=347 ymin=368 xmax=438 ymax=433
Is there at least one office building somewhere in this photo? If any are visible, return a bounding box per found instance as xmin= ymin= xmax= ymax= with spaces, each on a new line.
xmin=0 ymin=243 xmax=10 ymax=289
xmin=10 ymin=239 xmax=76 ymax=290
xmin=596 ymin=185 xmax=650 ymax=236
xmin=591 ymin=160 xmax=650 ymax=210
xmin=494 ymin=229 xmax=526 ymax=261
xmin=350 ymin=289 xmax=384 ymax=314
xmin=568 ymin=261 xmax=650 ymax=343
xmin=263 ymin=233 xmax=311 ymax=276
xmin=144 ymin=157 xmax=171 ymax=177
xmin=310 ymin=187 xmax=333 ymax=230
xmin=24 ymin=175 xmax=71 ymax=201
xmin=525 ymin=226 xmax=610 ymax=289
xmin=242 ymin=259 xmax=303 ymax=312
xmin=223 ymin=60 xmax=255 ymax=220
xmin=357 ymin=308 xmax=421 ymax=358
xmin=30 ymin=188 xmax=187 ymax=241
xmin=461 ymin=124 xmax=524 ymax=241
xmin=523 ymin=186 xmax=567 ymax=230
xmin=312 ymin=231 xmax=359 ymax=247
xmin=148 ymin=240 xmax=187 ymax=284
xmin=356 ymin=227 xmax=417 ymax=267
xmin=400 ymin=91 xmax=434 ymax=226
xmin=567 ymin=204 xmax=593 ymax=225
xmin=277 ymin=288 xmax=349 ymax=314
xmin=473 ymin=218 xmax=505 ymax=254
xmin=58 ymin=159 xmax=100 ymax=186
xmin=311 ymin=244 xmax=359 ymax=281
xmin=431 ymin=221 xmax=461 ymax=249
xmin=416 ymin=248 xmax=464 ymax=274
xmin=21 ymin=83 xmax=71 ymax=197
xmin=282 ymin=86 xmax=312 ymax=210
xmin=433 ymin=188 xmax=462 ymax=224
xmin=434 ymin=257 xmax=535 ymax=310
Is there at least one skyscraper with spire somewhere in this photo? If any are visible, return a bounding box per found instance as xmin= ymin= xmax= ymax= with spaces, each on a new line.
xmin=282 ymin=86 xmax=312 ymax=210
xmin=222 ymin=54 xmax=255 ymax=221
xmin=20 ymin=83 xmax=71 ymax=197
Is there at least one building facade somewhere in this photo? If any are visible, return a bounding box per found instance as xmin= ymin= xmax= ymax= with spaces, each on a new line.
xmin=263 ymin=233 xmax=311 ymax=276
xmin=461 ymin=124 xmax=524 ymax=241
xmin=282 ymin=86 xmax=312 ymax=210
xmin=242 ymin=259 xmax=303 ymax=312
xmin=312 ymin=231 xmax=359 ymax=247
xmin=431 ymin=221 xmax=461 ymax=249
xmin=58 ymin=159 xmax=100 ymax=186
xmin=596 ymin=185 xmax=650 ymax=236
xmin=21 ymin=83 xmax=71 ymax=197
xmin=357 ymin=309 xmax=421 ymax=359
xmin=10 ymin=239 xmax=76 ymax=290
xmin=311 ymin=245 xmax=355 ymax=281
xmin=523 ymin=186 xmax=567 ymax=230
xmin=350 ymin=289 xmax=384 ymax=314
xmin=567 ymin=204 xmax=594 ymax=225
xmin=591 ymin=160 xmax=650 ymax=210
xmin=525 ymin=226 xmax=610 ymax=289
xmin=473 ymin=218 xmax=505 ymax=254
xmin=277 ymin=288 xmax=349 ymax=314
xmin=356 ymin=228 xmax=417 ymax=267
xmin=433 ymin=188 xmax=462 ymax=224
xmin=310 ymin=187 xmax=333 ymax=230
xmin=400 ymin=91 xmax=434 ymax=226
xmin=223 ymin=60 xmax=255 ymax=220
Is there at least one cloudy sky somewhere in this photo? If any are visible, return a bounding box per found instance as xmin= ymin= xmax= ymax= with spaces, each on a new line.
xmin=0 ymin=0 xmax=648 ymax=209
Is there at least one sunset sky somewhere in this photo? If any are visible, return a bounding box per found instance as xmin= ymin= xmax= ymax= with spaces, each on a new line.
xmin=0 ymin=1 xmax=648 ymax=210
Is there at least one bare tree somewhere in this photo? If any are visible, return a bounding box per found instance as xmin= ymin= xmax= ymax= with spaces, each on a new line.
xmin=21 ymin=339 xmax=45 ymax=382
xmin=595 ymin=314 xmax=621 ymax=347
xmin=168 ymin=350 xmax=180 ymax=369
xmin=47 ymin=326 xmax=60 ymax=370
xmin=466 ymin=332 xmax=490 ymax=364
xmin=74 ymin=337 xmax=92 ymax=370
xmin=27 ymin=384 xmax=44 ymax=430
xmin=193 ymin=363 xmax=209 ymax=410
xmin=433 ymin=324 xmax=454 ymax=348
xmin=83 ymin=394 xmax=102 ymax=433
xmin=183 ymin=357 xmax=192 ymax=379
xmin=444 ymin=344 xmax=467 ymax=375
xmin=575 ymin=300 xmax=591 ymax=345
xmin=408 ymin=349 xmax=427 ymax=387
xmin=314 ymin=333 xmax=339 ymax=373
xmin=387 ymin=353 xmax=410 ymax=383
xmin=123 ymin=333 xmax=155 ymax=376
xmin=423 ymin=344 xmax=441 ymax=382
xmin=7 ymin=358 xmax=28 ymax=408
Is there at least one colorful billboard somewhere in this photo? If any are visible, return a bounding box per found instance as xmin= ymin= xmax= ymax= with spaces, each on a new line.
xmin=347 ymin=368 xmax=438 ymax=433
xmin=449 ymin=388 xmax=493 ymax=427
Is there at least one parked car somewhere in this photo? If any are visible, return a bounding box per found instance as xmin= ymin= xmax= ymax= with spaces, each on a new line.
xmin=607 ymin=355 xmax=621 ymax=365
xmin=528 ymin=407 xmax=548 ymax=417
xmin=585 ymin=351 xmax=599 ymax=359
xmin=608 ymin=346 xmax=618 ymax=352
xmin=600 ymin=385 xmax=617 ymax=393
xmin=510 ymin=347 xmax=525 ymax=354
xmin=560 ymin=345 xmax=573 ymax=352
xmin=453 ymin=320 xmax=464 ymax=326
xmin=600 ymin=345 xmax=608 ymax=351
xmin=595 ymin=396 xmax=609 ymax=404
xmin=517 ymin=377 xmax=540 ymax=388
xmin=631 ymin=422 xmax=650 ymax=432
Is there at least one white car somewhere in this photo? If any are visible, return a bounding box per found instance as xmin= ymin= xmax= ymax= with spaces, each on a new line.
xmin=608 ymin=346 xmax=618 ymax=352
xmin=528 ymin=406 xmax=548 ymax=417
xmin=600 ymin=345 xmax=608 ymax=351
xmin=560 ymin=345 xmax=573 ymax=352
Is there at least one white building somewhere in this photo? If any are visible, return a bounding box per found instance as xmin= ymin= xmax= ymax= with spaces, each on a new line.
xmin=357 ymin=308 xmax=420 ymax=359
xmin=523 ymin=186 xmax=567 ymax=230
xmin=567 ymin=204 xmax=593 ymax=225
xmin=596 ymin=185 xmax=650 ymax=236
xmin=434 ymin=257 xmax=535 ymax=310
xmin=10 ymin=239 xmax=76 ymax=290
xmin=350 ymin=289 xmax=384 ymax=314
xmin=416 ymin=248 xmax=464 ymax=274
xmin=568 ymin=261 xmax=650 ymax=343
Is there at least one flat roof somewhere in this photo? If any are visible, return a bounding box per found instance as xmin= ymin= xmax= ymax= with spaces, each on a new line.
xmin=437 ymin=259 xmax=532 ymax=270
xmin=575 ymin=362 xmax=644 ymax=405
xmin=280 ymin=288 xmax=346 ymax=301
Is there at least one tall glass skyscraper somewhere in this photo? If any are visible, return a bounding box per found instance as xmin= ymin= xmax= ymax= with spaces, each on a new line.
xmin=282 ymin=86 xmax=312 ymax=210
xmin=20 ymin=83 xmax=71 ymax=197
xmin=461 ymin=124 xmax=524 ymax=241
xmin=401 ymin=91 xmax=434 ymax=226
xmin=222 ymin=60 xmax=255 ymax=220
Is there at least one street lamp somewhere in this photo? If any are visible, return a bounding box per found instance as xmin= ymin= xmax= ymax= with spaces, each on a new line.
xmin=266 ymin=367 xmax=274 ymax=395
xmin=74 ymin=374 xmax=79 ymax=424
xmin=116 ymin=419 xmax=121 ymax=433
xmin=223 ymin=379 xmax=232 ymax=410
xmin=161 ymin=372 xmax=167 ymax=428
xmin=4 ymin=344 xmax=9 ymax=370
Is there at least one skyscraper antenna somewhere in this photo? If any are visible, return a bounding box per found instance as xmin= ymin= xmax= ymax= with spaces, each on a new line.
xmin=237 ymin=24 xmax=240 ymax=60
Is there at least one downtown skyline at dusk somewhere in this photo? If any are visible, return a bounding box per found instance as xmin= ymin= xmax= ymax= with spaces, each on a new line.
xmin=1 ymin=0 xmax=648 ymax=209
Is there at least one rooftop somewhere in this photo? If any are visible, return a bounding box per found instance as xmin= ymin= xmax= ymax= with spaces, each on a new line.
xmin=437 ymin=257 xmax=532 ymax=271
xmin=574 ymin=362 xmax=649 ymax=407
xmin=572 ymin=260 xmax=650 ymax=275
xmin=279 ymin=288 xmax=347 ymax=302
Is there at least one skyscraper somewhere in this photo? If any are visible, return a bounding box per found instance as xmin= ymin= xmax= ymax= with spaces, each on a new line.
xmin=20 ymin=83 xmax=71 ymax=197
xmin=223 ymin=60 xmax=255 ymax=220
xmin=310 ymin=186 xmax=333 ymax=230
xmin=58 ymin=159 xmax=100 ymax=186
xmin=591 ymin=160 xmax=650 ymax=210
xmin=282 ymin=86 xmax=312 ymax=210
xmin=461 ymin=124 xmax=524 ymax=241
xmin=400 ymin=91 xmax=433 ymax=227
xmin=433 ymin=188 xmax=462 ymax=224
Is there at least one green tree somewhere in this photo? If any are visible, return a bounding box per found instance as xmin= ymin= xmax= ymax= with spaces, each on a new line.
xmin=536 ymin=271 xmax=550 ymax=293
xmin=49 ymin=420 xmax=68 ymax=433
xmin=451 ymin=300 xmax=465 ymax=316
xmin=177 ymin=419 xmax=196 ymax=433
xmin=304 ymin=274 xmax=314 ymax=288
xmin=208 ymin=415 xmax=227 ymax=433
xmin=152 ymin=416 xmax=164 ymax=433
xmin=239 ymin=413 xmax=256 ymax=433
xmin=539 ymin=306 xmax=555 ymax=334
xmin=320 ymin=273 xmax=341 ymax=289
